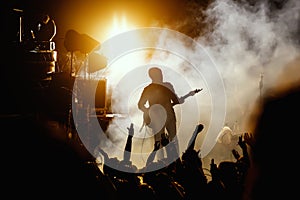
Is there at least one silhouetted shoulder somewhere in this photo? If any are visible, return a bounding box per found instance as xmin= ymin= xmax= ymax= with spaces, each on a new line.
xmin=244 ymin=84 xmax=300 ymax=200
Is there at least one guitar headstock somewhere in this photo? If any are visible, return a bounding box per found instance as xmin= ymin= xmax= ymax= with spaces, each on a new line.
xmin=194 ymin=88 xmax=203 ymax=93
xmin=187 ymin=88 xmax=203 ymax=97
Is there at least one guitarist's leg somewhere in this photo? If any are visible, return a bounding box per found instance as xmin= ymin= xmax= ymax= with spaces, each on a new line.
xmin=161 ymin=132 xmax=169 ymax=146
xmin=154 ymin=128 xmax=165 ymax=160
xmin=145 ymin=129 xmax=163 ymax=166
xmin=145 ymin=141 xmax=159 ymax=166
xmin=151 ymin=120 xmax=165 ymax=150
xmin=154 ymin=139 xmax=161 ymax=151
xmin=165 ymin=118 xmax=179 ymax=163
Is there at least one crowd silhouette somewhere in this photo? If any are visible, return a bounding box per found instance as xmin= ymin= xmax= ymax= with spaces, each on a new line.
xmin=93 ymin=122 xmax=252 ymax=200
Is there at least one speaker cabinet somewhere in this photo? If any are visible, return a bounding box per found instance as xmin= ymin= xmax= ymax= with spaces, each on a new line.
xmin=95 ymin=79 xmax=107 ymax=110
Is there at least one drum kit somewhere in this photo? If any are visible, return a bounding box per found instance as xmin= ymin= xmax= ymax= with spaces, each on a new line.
xmin=10 ymin=7 xmax=109 ymax=142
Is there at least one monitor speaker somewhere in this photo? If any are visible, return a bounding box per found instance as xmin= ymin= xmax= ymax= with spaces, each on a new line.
xmin=95 ymin=79 xmax=107 ymax=109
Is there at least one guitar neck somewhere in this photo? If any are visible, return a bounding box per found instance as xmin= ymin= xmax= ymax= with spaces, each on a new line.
xmin=181 ymin=93 xmax=193 ymax=101
xmin=180 ymin=88 xmax=202 ymax=101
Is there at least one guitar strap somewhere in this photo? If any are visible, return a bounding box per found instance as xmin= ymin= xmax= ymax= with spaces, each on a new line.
xmin=139 ymin=121 xmax=145 ymax=132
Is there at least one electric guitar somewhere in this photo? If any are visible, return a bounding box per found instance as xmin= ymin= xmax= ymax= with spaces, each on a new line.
xmin=142 ymin=88 xmax=203 ymax=127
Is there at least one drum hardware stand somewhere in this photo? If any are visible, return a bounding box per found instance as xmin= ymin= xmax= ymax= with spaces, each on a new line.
xmin=259 ymin=72 xmax=264 ymax=104
xmin=69 ymin=53 xmax=93 ymax=148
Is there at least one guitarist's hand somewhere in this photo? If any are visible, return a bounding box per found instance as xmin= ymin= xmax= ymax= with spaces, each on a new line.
xmin=178 ymin=97 xmax=185 ymax=104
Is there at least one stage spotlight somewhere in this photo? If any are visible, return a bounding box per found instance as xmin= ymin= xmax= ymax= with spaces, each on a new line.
xmin=64 ymin=29 xmax=100 ymax=54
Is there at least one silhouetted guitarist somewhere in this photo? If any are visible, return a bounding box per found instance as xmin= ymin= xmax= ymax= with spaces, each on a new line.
xmin=138 ymin=67 xmax=202 ymax=162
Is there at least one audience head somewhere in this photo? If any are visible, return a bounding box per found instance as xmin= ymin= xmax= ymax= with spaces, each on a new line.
xmin=244 ymin=84 xmax=300 ymax=199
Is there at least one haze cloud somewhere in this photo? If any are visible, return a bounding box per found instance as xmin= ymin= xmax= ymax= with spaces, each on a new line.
xmin=94 ymin=0 xmax=300 ymax=169
xmin=194 ymin=0 xmax=300 ymax=163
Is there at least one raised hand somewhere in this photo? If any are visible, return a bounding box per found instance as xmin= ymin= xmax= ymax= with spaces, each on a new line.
xmin=243 ymin=132 xmax=255 ymax=148
xmin=127 ymin=123 xmax=134 ymax=136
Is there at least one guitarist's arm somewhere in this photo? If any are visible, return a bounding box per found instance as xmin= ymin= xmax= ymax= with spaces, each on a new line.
xmin=172 ymin=95 xmax=184 ymax=107
xmin=163 ymin=82 xmax=182 ymax=107
xmin=138 ymin=89 xmax=149 ymax=113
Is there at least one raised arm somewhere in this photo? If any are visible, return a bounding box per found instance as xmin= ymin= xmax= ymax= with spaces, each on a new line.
xmin=123 ymin=123 xmax=134 ymax=163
